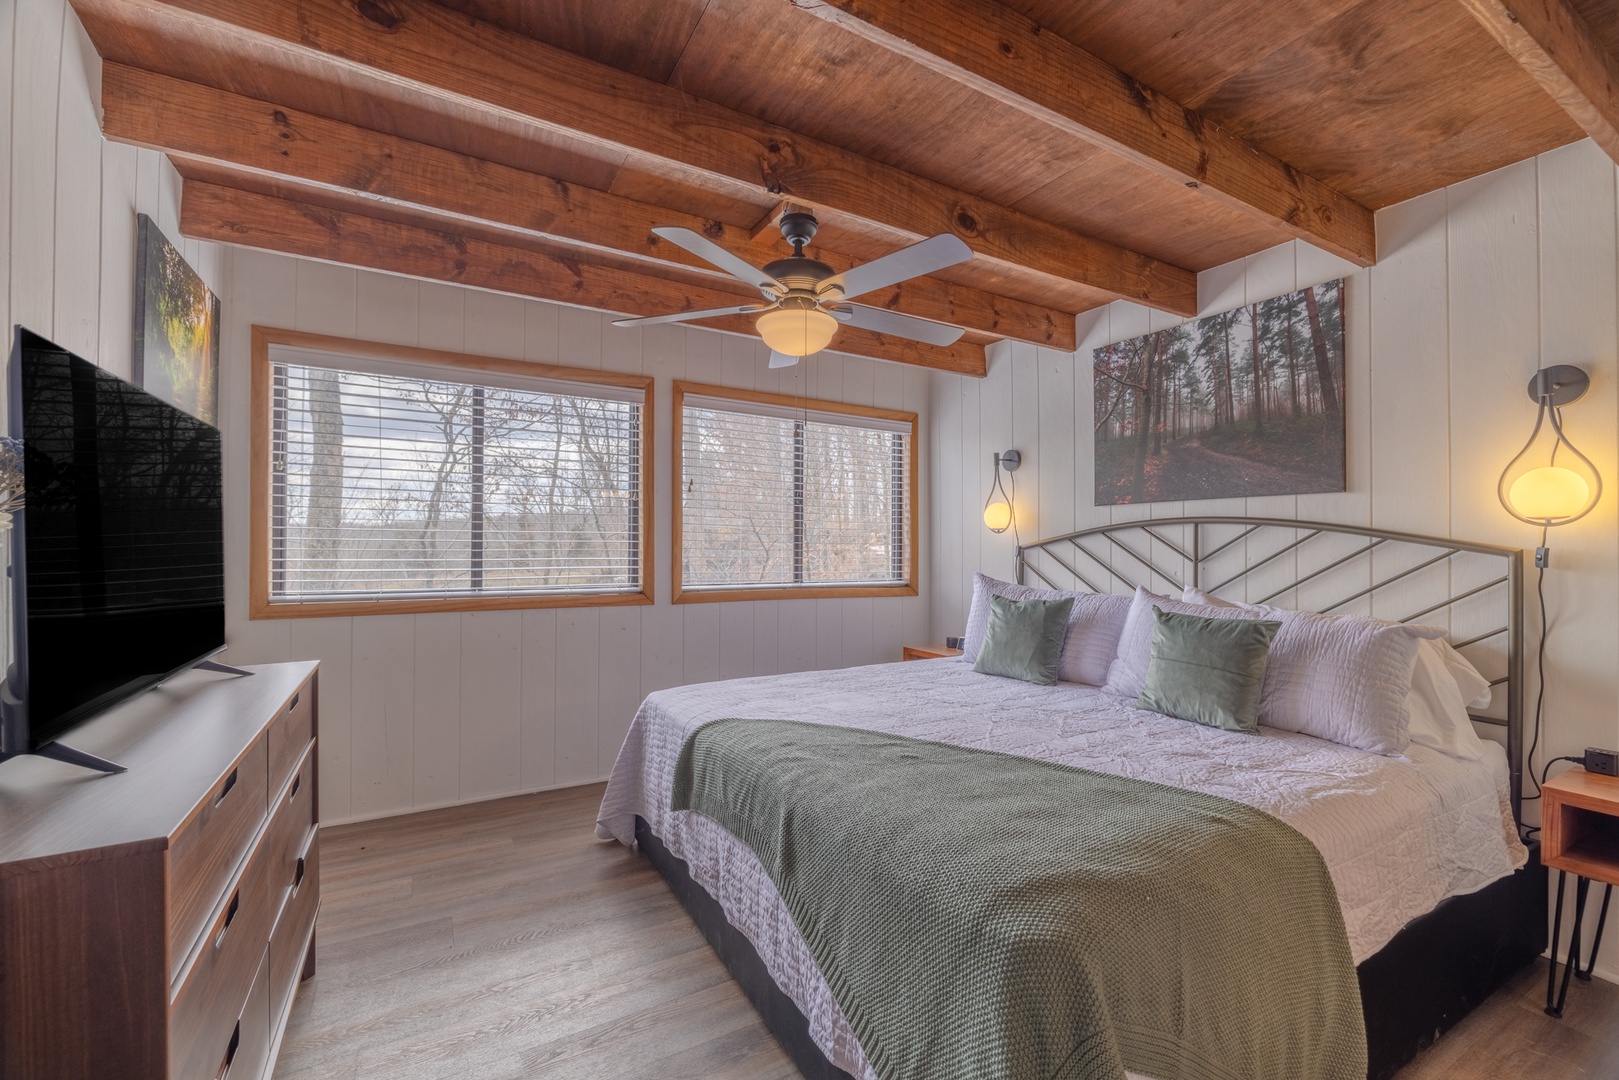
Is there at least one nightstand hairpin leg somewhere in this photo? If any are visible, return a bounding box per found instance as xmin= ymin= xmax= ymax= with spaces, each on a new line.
xmin=1547 ymin=872 xmax=1592 ymax=1018
xmin=1578 ymin=883 xmax=1613 ymax=982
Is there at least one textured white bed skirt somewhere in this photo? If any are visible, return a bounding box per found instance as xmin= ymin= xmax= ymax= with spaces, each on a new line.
xmin=597 ymin=659 xmax=1526 ymax=1080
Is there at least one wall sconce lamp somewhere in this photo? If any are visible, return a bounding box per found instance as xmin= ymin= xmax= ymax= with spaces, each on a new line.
xmin=1498 ymin=365 xmax=1602 ymax=567
xmin=983 ymin=450 xmax=1021 ymax=535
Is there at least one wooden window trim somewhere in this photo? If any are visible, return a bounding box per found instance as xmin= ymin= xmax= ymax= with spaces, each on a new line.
xmin=672 ymin=380 xmax=919 ymax=605
xmin=249 ymin=326 xmax=654 ymax=619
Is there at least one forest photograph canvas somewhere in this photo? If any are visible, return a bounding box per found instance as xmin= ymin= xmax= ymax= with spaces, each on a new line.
xmin=1094 ymin=280 xmax=1346 ymax=506
xmin=133 ymin=214 xmax=220 ymax=426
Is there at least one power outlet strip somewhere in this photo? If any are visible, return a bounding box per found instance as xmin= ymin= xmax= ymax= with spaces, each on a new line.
xmin=1584 ymin=748 xmax=1619 ymax=777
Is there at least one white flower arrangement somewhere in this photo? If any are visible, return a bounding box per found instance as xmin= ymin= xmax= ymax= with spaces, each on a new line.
xmin=0 ymin=438 xmax=23 ymax=529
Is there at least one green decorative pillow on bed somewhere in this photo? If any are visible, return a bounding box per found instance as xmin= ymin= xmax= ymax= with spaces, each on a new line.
xmin=973 ymin=594 xmax=1074 ymax=685
xmin=1137 ymin=606 xmax=1281 ymax=733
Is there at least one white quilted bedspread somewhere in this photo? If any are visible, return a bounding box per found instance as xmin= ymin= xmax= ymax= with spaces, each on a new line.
xmin=596 ymin=659 xmax=1527 ymax=1080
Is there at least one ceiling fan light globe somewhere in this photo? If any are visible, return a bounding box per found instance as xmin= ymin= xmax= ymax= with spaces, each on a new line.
xmin=757 ymin=307 xmax=837 ymax=357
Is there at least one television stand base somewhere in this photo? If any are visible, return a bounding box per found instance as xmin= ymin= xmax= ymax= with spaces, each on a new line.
xmin=0 ymin=740 xmax=127 ymax=773
xmin=196 ymin=659 xmax=253 ymax=677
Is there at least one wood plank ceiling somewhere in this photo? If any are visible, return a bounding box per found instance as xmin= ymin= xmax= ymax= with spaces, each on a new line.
xmin=69 ymin=0 xmax=1610 ymax=375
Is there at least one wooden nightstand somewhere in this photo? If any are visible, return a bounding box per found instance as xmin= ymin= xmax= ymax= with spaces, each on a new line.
xmin=1541 ymin=767 xmax=1619 ymax=1016
xmin=902 ymin=644 xmax=964 ymax=661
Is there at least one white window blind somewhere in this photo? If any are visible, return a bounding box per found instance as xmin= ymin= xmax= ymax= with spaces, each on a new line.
xmin=681 ymin=394 xmax=911 ymax=590
xmin=268 ymin=347 xmax=642 ymax=603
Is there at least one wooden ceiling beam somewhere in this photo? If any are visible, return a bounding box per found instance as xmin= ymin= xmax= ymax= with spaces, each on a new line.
xmin=1458 ymin=0 xmax=1619 ymax=165
xmin=179 ymin=181 xmax=989 ymax=377
xmin=100 ymin=64 xmax=1074 ymax=351
xmin=72 ymin=0 xmax=1198 ymax=317
xmin=791 ymin=0 xmax=1376 ymax=267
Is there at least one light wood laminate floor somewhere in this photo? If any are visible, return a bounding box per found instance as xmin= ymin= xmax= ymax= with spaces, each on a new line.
xmin=276 ymin=784 xmax=1619 ymax=1080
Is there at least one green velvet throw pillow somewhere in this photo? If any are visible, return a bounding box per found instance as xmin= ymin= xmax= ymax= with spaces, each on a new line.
xmin=1137 ymin=606 xmax=1281 ymax=733
xmin=972 ymin=594 xmax=1074 ymax=686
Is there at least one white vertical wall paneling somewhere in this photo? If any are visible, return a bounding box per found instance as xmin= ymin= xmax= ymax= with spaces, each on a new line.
xmin=958 ymin=367 xmax=982 ymax=627
xmin=412 ymin=613 xmax=462 ymax=806
xmin=11 ymin=0 xmax=63 ymax=337
xmin=1365 ymin=189 xmax=1453 ymax=626
xmin=519 ymin=608 xmax=558 ymax=791
xmin=0 ymin=0 xmax=15 ymax=380
xmin=301 ymin=619 xmax=354 ymax=821
xmin=1010 ymin=343 xmax=1042 ymax=545
xmin=718 ymin=603 xmax=754 ymax=682
xmin=354 ymin=273 xmax=419 ymax=346
xmin=459 ymin=610 xmax=522 ymax=800
xmin=350 ymin=614 xmax=415 ymax=818
xmin=930 ymin=358 xmax=963 ymax=639
xmin=1035 ymin=346 xmax=1076 ymax=559
xmin=97 ymin=141 xmax=138 ymax=380
xmin=597 ymin=603 xmax=642 ymax=770
xmin=53 ymin=8 xmax=101 ymax=360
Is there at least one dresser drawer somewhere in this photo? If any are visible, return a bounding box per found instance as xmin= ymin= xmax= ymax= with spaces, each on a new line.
xmin=265 ymin=742 xmax=316 ymax=927
xmin=266 ymin=679 xmax=314 ymax=798
xmin=269 ymin=827 xmax=319 ymax=1031
xmin=169 ymin=736 xmax=269 ymax=982
xmin=180 ymin=950 xmax=271 ymax=1080
xmin=169 ymin=834 xmax=275 ymax=1080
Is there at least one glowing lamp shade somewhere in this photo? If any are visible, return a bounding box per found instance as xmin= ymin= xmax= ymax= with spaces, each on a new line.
xmin=1507 ymin=466 xmax=1591 ymax=524
xmin=1496 ymin=365 xmax=1602 ymax=531
xmin=756 ymin=306 xmax=837 ymax=358
xmin=982 ymin=499 xmax=1013 ymax=533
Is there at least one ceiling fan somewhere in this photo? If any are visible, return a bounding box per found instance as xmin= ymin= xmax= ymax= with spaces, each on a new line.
xmin=612 ymin=211 xmax=972 ymax=368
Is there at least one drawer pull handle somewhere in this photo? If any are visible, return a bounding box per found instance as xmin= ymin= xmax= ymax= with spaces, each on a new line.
xmin=216 ymin=1021 xmax=240 ymax=1080
xmin=293 ymin=855 xmax=306 ymax=893
xmin=214 ymin=768 xmax=238 ymax=807
xmin=289 ymin=692 xmax=300 ymax=712
xmin=214 ymin=891 xmax=239 ymax=950
xmin=289 ymin=774 xmax=301 ymax=802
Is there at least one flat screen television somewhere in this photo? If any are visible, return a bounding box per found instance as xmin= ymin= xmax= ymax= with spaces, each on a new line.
xmin=0 ymin=328 xmax=226 ymax=772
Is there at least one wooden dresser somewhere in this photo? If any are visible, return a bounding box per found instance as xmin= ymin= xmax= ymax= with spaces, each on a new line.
xmin=0 ymin=661 xmax=320 ymax=1080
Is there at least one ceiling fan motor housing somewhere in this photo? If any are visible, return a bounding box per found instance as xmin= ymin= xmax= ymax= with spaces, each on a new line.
xmin=763 ymin=256 xmax=836 ymax=295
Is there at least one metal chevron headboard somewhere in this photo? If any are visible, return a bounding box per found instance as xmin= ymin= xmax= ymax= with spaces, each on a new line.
xmin=1015 ymin=516 xmax=1525 ymax=819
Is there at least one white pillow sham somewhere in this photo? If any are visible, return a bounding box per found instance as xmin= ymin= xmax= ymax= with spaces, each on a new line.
xmin=1406 ymin=643 xmax=1489 ymax=761
xmin=962 ymin=573 xmax=1130 ymax=686
xmin=1182 ymin=587 xmax=1492 ymax=759
xmin=1104 ymin=586 xmax=1442 ymax=755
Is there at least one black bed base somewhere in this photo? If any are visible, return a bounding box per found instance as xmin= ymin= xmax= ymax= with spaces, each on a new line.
xmin=636 ymin=817 xmax=1546 ymax=1080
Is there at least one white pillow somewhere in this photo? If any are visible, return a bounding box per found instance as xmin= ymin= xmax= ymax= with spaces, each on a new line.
xmin=1185 ymin=587 xmax=1494 ymax=750
xmin=1406 ymin=642 xmax=1489 ymax=761
xmin=1108 ymin=586 xmax=1440 ymax=755
xmin=962 ymin=573 xmax=1130 ymax=686
xmin=1431 ymin=638 xmax=1494 ymax=710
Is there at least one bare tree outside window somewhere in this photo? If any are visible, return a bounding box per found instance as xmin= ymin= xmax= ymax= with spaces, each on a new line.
xmin=681 ymin=401 xmax=910 ymax=590
xmin=270 ymin=361 xmax=641 ymax=601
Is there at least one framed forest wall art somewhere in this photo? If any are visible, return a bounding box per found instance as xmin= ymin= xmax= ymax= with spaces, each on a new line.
xmin=133 ymin=214 xmax=220 ymax=425
xmin=1093 ymin=280 xmax=1346 ymax=506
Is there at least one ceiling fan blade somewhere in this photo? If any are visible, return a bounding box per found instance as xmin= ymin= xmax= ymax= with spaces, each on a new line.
xmin=818 ymin=234 xmax=972 ymax=301
xmin=834 ymin=303 xmax=966 ymax=347
xmin=768 ymin=351 xmax=801 ymax=369
xmin=612 ymin=303 xmax=772 ymax=328
xmin=652 ymin=227 xmax=784 ymax=295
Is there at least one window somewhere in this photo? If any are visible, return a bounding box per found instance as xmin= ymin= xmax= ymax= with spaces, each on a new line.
xmin=250 ymin=328 xmax=651 ymax=617
xmin=675 ymin=381 xmax=916 ymax=602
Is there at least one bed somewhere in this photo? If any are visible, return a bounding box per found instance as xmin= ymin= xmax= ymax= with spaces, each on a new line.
xmin=597 ymin=518 xmax=1546 ymax=1080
